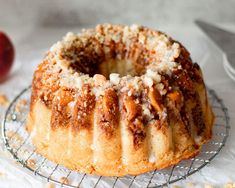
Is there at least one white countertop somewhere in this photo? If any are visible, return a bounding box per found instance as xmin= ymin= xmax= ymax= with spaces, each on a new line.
xmin=0 ymin=24 xmax=235 ymax=188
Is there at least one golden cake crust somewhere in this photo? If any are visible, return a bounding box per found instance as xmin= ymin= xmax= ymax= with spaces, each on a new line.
xmin=27 ymin=24 xmax=214 ymax=176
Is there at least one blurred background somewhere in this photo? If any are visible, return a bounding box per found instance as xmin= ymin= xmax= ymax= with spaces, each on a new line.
xmin=1 ymin=0 xmax=235 ymax=78
xmin=1 ymin=0 xmax=235 ymax=64
xmin=1 ymin=0 xmax=235 ymax=28
xmin=1 ymin=0 xmax=235 ymax=49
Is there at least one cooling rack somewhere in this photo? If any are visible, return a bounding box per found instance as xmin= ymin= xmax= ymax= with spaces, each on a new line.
xmin=1 ymin=86 xmax=230 ymax=188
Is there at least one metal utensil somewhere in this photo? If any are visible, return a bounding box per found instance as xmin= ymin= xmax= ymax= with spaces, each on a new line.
xmin=195 ymin=20 xmax=235 ymax=81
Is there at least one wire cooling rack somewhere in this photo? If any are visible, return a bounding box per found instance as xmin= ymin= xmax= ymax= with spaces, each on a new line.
xmin=1 ymin=86 xmax=230 ymax=188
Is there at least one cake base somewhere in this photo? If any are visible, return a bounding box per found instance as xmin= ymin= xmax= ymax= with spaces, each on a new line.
xmin=27 ymin=100 xmax=213 ymax=176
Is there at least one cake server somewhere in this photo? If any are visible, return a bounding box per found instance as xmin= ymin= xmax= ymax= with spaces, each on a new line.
xmin=195 ymin=20 xmax=235 ymax=82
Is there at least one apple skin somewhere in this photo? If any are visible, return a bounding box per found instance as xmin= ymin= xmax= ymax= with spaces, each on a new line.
xmin=0 ymin=31 xmax=14 ymax=83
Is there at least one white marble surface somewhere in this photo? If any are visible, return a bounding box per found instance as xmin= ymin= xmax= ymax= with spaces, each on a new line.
xmin=0 ymin=1 xmax=235 ymax=187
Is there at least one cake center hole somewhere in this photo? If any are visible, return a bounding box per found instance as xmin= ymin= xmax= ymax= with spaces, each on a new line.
xmin=97 ymin=58 xmax=139 ymax=78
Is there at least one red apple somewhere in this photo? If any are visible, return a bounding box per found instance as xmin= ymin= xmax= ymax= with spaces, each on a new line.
xmin=0 ymin=31 xmax=14 ymax=82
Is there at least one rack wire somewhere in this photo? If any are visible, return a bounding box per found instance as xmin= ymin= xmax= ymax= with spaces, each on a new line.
xmin=1 ymin=86 xmax=230 ymax=188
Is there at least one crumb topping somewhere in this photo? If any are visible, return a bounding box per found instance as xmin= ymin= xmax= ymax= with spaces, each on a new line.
xmin=47 ymin=24 xmax=181 ymax=101
xmin=109 ymin=73 xmax=121 ymax=85
xmin=32 ymin=24 xmax=206 ymax=144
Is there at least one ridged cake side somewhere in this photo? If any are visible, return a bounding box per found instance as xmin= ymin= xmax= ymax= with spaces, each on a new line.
xmin=27 ymin=24 xmax=214 ymax=176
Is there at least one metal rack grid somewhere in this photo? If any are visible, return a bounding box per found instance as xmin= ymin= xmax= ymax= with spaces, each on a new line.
xmin=1 ymin=86 xmax=230 ymax=188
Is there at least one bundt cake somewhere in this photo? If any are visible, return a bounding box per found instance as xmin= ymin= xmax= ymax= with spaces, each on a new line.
xmin=27 ymin=24 xmax=214 ymax=176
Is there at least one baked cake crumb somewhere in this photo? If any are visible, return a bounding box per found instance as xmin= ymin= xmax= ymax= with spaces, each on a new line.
xmin=0 ymin=94 xmax=9 ymax=107
xmin=186 ymin=182 xmax=195 ymax=187
xmin=172 ymin=185 xmax=181 ymax=188
xmin=45 ymin=182 xmax=55 ymax=188
xmin=94 ymin=74 xmax=106 ymax=86
xmin=27 ymin=159 xmax=36 ymax=169
xmin=6 ymin=131 xmax=23 ymax=142
xmin=204 ymin=184 xmax=214 ymax=188
xmin=15 ymin=99 xmax=27 ymax=112
xmin=224 ymin=182 xmax=235 ymax=188
xmin=0 ymin=171 xmax=6 ymax=177
xmin=61 ymin=176 xmax=69 ymax=184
